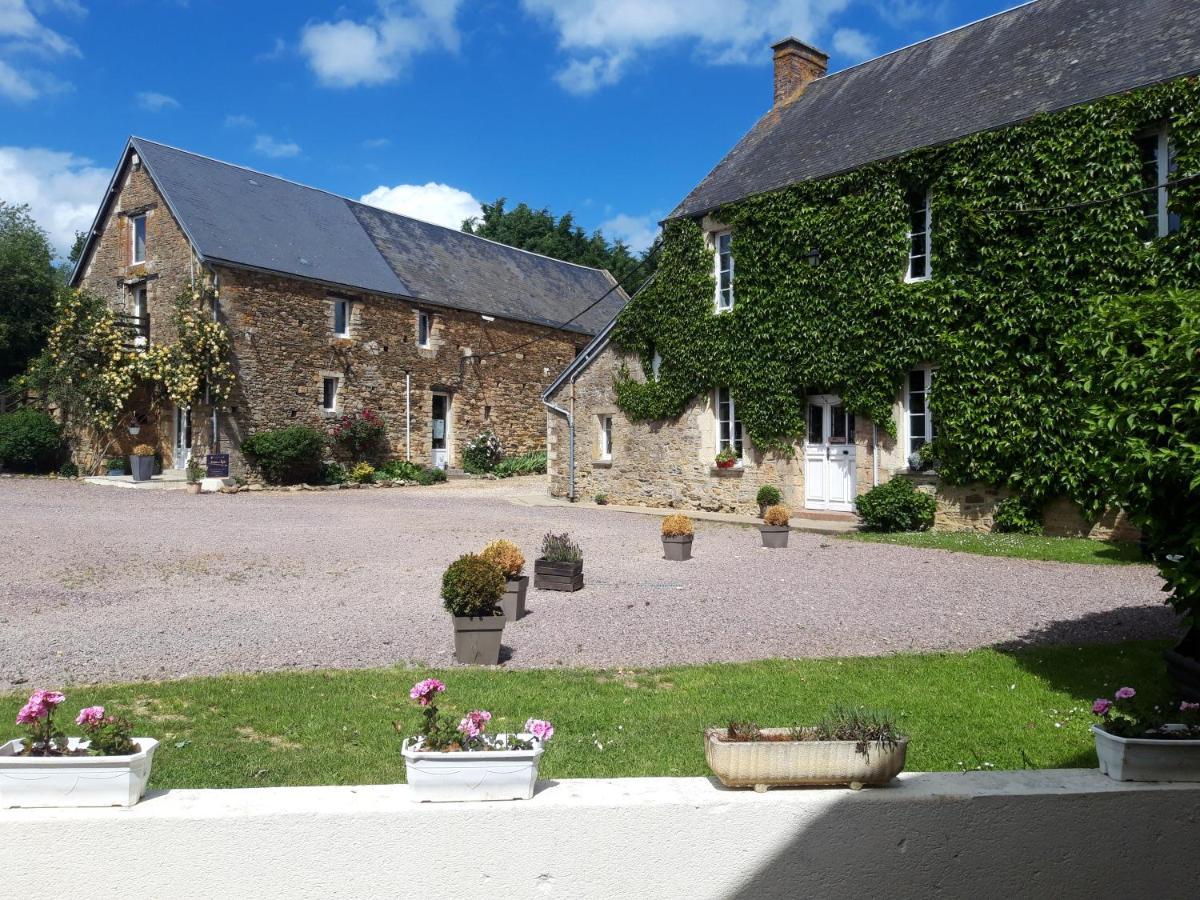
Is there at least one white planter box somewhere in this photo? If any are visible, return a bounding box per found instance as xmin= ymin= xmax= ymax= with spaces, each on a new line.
xmin=705 ymin=728 xmax=907 ymax=790
xmin=0 ymin=738 xmax=158 ymax=808
xmin=402 ymin=734 xmax=543 ymax=802
xmin=1092 ymin=725 xmax=1200 ymax=782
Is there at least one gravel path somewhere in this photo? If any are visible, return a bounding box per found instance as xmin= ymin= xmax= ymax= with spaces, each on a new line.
xmin=0 ymin=476 xmax=1177 ymax=688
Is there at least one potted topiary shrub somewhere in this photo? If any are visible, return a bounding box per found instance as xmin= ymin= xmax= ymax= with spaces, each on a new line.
xmin=661 ymin=514 xmax=694 ymax=561
xmin=482 ymin=539 xmax=527 ymax=620
xmin=756 ymin=485 xmax=782 ymax=518
xmin=534 ymin=532 xmax=583 ymax=592
xmin=399 ymin=678 xmax=554 ymax=802
xmin=185 ymin=457 xmax=204 ymax=494
xmin=104 ymin=456 xmax=126 ymax=477
xmin=0 ymin=690 xmax=158 ymax=808
xmin=129 ymin=444 xmax=156 ymax=482
xmin=1090 ymin=685 xmax=1200 ymax=782
xmin=760 ymin=504 xmax=790 ymax=548
xmin=704 ymin=708 xmax=907 ymax=792
xmin=442 ymin=554 xmax=506 ymax=665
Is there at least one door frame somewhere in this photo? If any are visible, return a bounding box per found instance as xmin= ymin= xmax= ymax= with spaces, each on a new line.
xmin=430 ymin=391 xmax=451 ymax=470
xmin=803 ymin=394 xmax=857 ymax=512
xmin=172 ymin=404 xmax=192 ymax=470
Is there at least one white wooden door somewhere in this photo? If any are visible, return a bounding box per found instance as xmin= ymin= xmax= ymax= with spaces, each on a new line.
xmin=431 ymin=393 xmax=449 ymax=470
xmin=803 ymin=396 xmax=856 ymax=512
xmin=173 ymin=405 xmax=192 ymax=470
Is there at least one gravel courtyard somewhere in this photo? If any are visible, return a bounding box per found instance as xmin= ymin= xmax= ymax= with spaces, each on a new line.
xmin=0 ymin=477 xmax=1177 ymax=689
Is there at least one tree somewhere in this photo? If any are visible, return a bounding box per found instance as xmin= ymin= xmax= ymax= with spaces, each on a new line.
xmin=0 ymin=203 xmax=59 ymax=384
xmin=462 ymin=198 xmax=656 ymax=288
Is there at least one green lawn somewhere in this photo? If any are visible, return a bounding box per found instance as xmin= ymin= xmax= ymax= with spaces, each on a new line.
xmin=1 ymin=642 xmax=1170 ymax=789
xmin=843 ymin=530 xmax=1146 ymax=565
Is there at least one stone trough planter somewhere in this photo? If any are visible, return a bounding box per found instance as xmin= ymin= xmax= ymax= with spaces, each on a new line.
xmin=499 ymin=576 xmax=528 ymax=621
xmin=759 ymin=525 xmax=789 ymax=549
xmin=401 ymin=735 xmax=544 ymax=802
xmin=704 ymin=728 xmax=907 ymax=791
xmin=662 ymin=534 xmax=693 ymax=561
xmin=534 ymin=559 xmax=583 ymax=592
xmin=0 ymin=737 xmax=159 ymax=808
xmin=452 ymin=614 xmax=506 ymax=665
xmin=1092 ymin=725 xmax=1200 ymax=782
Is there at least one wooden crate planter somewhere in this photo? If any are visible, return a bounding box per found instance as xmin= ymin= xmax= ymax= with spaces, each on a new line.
xmin=534 ymin=559 xmax=583 ymax=592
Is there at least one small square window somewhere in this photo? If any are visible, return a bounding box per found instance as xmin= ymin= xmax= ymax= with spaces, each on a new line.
xmin=417 ymin=311 xmax=431 ymax=348
xmin=332 ymin=299 xmax=350 ymax=337
xmin=322 ymin=376 xmax=339 ymax=412
xmin=131 ymin=214 xmax=146 ymax=264
xmin=598 ymin=415 xmax=613 ymax=460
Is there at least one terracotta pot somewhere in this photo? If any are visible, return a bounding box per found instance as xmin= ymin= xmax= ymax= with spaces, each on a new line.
xmin=186 ymin=482 xmax=202 ymax=495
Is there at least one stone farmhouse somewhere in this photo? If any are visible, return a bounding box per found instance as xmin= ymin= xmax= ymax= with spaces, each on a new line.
xmin=544 ymin=0 xmax=1197 ymax=535
xmin=70 ymin=137 xmax=626 ymax=474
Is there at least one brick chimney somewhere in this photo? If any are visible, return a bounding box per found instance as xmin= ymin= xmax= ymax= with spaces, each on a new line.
xmin=771 ymin=37 xmax=828 ymax=106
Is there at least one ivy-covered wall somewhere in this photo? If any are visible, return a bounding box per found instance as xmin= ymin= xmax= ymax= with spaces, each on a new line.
xmin=612 ymin=77 xmax=1200 ymax=505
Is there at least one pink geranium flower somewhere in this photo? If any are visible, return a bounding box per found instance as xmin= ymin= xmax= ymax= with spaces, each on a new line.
xmin=409 ymin=678 xmax=446 ymax=707
xmin=16 ymin=700 xmax=46 ymax=725
xmin=1114 ymin=687 xmax=1136 ymax=701
xmin=524 ymin=718 xmax=555 ymax=742
xmin=1092 ymin=699 xmax=1112 ymax=716
xmin=76 ymin=706 xmax=106 ymax=727
xmin=29 ymin=690 xmax=65 ymax=708
xmin=457 ymin=709 xmax=492 ymax=740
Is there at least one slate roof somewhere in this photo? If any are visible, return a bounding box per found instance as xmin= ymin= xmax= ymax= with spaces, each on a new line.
xmin=81 ymin=138 xmax=624 ymax=336
xmin=671 ymin=0 xmax=1200 ymax=219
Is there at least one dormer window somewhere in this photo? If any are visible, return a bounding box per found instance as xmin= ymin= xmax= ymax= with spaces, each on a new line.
xmin=1137 ymin=126 xmax=1180 ymax=241
xmin=331 ymin=298 xmax=350 ymax=337
xmin=131 ymin=214 xmax=146 ymax=265
xmin=714 ymin=231 xmax=734 ymax=312
xmin=904 ymin=188 xmax=930 ymax=282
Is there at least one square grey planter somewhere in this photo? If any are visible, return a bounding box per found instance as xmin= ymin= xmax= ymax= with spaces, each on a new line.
xmin=499 ymin=575 xmax=529 ymax=620
xmin=129 ymin=455 xmax=155 ymax=482
xmin=452 ymin=614 xmax=506 ymax=665
xmin=760 ymin=525 xmax=789 ymax=548
xmin=534 ymin=559 xmax=583 ymax=592
xmin=662 ymin=534 xmax=693 ymax=561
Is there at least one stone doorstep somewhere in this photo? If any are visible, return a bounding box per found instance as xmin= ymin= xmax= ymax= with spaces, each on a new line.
xmin=83 ymin=473 xmax=190 ymax=491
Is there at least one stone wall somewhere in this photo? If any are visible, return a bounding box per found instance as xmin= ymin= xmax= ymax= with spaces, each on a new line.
xmin=75 ymin=150 xmax=587 ymax=475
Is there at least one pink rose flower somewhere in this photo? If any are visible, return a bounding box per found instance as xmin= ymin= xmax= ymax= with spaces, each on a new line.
xmin=76 ymin=706 xmax=106 ymax=727
xmin=1114 ymin=687 xmax=1136 ymax=701
xmin=1092 ymin=699 xmax=1112 ymax=716
xmin=409 ymin=678 xmax=446 ymax=707
xmin=525 ymin=718 xmax=555 ymax=742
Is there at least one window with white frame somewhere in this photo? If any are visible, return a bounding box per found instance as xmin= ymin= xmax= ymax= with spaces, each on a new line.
xmin=715 ymin=387 xmax=743 ymax=460
xmin=322 ymin=376 xmax=339 ymax=412
xmin=417 ymin=311 xmax=431 ymax=348
xmin=904 ymin=188 xmax=930 ymax=282
xmin=598 ymin=415 xmax=613 ymax=460
xmin=905 ymin=367 xmax=935 ymax=458
xmin=714 ymin=231 xmax=734 ymax=311
xmin=131 ymin=285 xmax=149 ymax=348
xmin=1137 ymin=126 xmax=1180 ymax=241
xmin=131 ymin=214 xmax=146 ymax=264
xmin=331 ymin=298 xmax=350 ymax=337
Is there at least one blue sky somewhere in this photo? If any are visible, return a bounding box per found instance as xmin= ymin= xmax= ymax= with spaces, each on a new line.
xmin=1 ymin=0 xmax=1017 ymax=259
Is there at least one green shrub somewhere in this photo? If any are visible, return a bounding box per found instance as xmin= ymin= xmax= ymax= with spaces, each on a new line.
xmin=376 ymin=459 xmax=447 ymax=485
xmin=855 ymin=477 xmax=936 ymax=532
xmin=329 ymin=409 xmax=386 ymax=461
xmin=756 ymin=485 xmax=782 ymax=507
xmin=492 ymin=449 xmax=547 ymax=478
xmin=104 ymin=456 xmax=128 ymax=474
xmin=0 ymin=409 xmax=63 ymax=473
xmin=992 ymin=497 xmax=1043 ymax=535
xmin=320 ymin=461 xmax=350 ymax=485
xmin=57 ymin=461 xmax=78 ymax=478
xmin=350 ymin=462 xmax=375 ymax=484
xmin=240 ymin=426 xmax=326 ymax=484
xmin=463 ymin=429 xmax=503 ymax=473
xmin=441 ymin=554 xmax=505 ymax=617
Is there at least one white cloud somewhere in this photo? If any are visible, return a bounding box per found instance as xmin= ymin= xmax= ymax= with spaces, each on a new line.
xmin=135 ymin=91 xmax=179 ymax=112
xmin=361 ymin=136 xmax=391 ymax=149
xmin=360 ymin=181 xmax=481 ymax=229
xmin=600 ymin=212 xmax=658 ymax=253
xmin=224 ymin=113 xmax=256 ymax=128
xmin=0 ymin=145 xmax=108 ymax=258
xmin=832 ymin=27 xmax=874 ymax=62
xmin=0 ymin=0 xmax=80 ymax=101
xmin=252 ymin=134 xmax=301 ymax=158
xmin=522 ymin=0 xmax=853 ymax=94
xmin=299 ymin=0 xmax=463 ymax=88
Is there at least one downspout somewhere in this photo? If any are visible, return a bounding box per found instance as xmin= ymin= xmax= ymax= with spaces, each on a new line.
xmin=405 ymin=372 xmax=412 ymax=461
xmin=872 ymin=423 xmax=879 ymax=487
xmin=543 ymin=385 xmax=576 ymax=502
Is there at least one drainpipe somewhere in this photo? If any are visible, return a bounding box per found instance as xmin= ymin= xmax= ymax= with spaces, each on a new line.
xmin=544 ymin=380 xmax=576 ymax=501
xmin=405 ymin=372 xmax=412 ymax=461
xmin=872 ymin=423 xmax=880 ymax=487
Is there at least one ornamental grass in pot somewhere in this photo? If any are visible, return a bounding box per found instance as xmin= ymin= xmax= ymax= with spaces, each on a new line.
xmin=534 ymin=532 xmax=583 ymax=592
xmin=760 ymin=504 xmax=790 ymax=548
xmin=482 ymin=539 xmax=528 ymax=620
xmin=1 ymin=690 xmax=158 ymax=808
xmin=1090 ymin=685 xmax=1200 ymax=782
xmin=704 ymin=708 xmax=907 ymax=791
xmin=442 ymin=554 xmax=506 ymax=665
xmin=129 ymin=443 xmax=156 ymax=482
xmin=662 ymin=514 xmax=694 ymax=561
xmin=398 ymin=678 xmax=555 ymax=802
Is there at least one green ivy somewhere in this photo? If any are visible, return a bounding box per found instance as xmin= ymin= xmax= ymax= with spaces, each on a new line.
xmin=612 ymin=77 xmax=1200 ymax=498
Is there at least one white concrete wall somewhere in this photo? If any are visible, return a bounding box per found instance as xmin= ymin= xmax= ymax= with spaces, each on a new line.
xmin=2 ymin=771 xmax=1198 ymax=899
